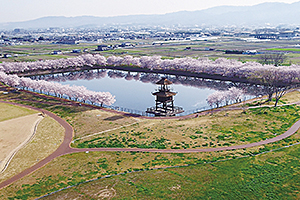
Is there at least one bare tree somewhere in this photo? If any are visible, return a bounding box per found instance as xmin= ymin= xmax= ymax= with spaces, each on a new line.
xmin=251 ymin=69 xmax=297 ymax=106
xmin=257 ymin=53 xmax=287 ymax=66
xmin=273 ymin=85 xmax=292 ymax=107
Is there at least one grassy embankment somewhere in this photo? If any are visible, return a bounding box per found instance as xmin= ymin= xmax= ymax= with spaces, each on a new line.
xmin=0 ymin=102 xmax=36 ymax=122
xmin=0 ymin=92 xmax=64 ymax=182
xmin=0 ymin=116 xmax=64 ymax=183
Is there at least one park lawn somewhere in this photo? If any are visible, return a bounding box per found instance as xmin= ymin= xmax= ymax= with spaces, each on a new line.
xmin=1 ymin=129 xmax=299 ymax=200
xmin=32 ymin=139 xmax=300 ymax=200
xmin=0 ymin=145 xmax=270 ymax=200
xmin=281 ymin=89 xmax=300 ymax=104
xmin=74 ymin=104 xmax=300 ymax=150
xmin=0 ymin=85 xmax=300 ymax=199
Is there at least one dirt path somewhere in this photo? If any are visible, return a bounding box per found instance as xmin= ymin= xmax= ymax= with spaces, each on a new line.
xmin=72 ymin=120 xmax=143 ymax=142
xmin=1 ymin=101 xmax=300 ymax=190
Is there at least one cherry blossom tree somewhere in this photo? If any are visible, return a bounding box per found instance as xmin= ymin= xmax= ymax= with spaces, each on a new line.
xmin=228 ymin=87 xmax=244 ymax=103
xmin=2 ymin=54 xmax=300 ymax=109
xmin=206 ymin=91 xmax=225 ymax=108
xmin=207 ymin=87 xmax=244 ymax=108
xmin=0 ymin=72 xmax=115 ymax=106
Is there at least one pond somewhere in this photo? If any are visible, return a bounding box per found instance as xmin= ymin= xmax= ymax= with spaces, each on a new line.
xmin=32 ymin=69 xmax=257 ymax=116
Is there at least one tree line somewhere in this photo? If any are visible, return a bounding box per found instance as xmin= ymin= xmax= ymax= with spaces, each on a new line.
xmin=1 ymin=54 xmax=299 ymax=107
xmin=0 ymin=71 xmax=116 ymax=106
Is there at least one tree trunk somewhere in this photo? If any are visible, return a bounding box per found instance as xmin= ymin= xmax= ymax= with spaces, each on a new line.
xmin=275 ymin=98 xmax=279 ymax=107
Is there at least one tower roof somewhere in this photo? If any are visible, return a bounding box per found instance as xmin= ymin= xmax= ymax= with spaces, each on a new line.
xmin=156 ymin=77 xmax=172 ymax=85
xmin=152 ymin=91 xmax=177 ymax=97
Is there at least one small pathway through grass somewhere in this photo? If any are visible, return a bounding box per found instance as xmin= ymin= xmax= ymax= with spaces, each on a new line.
xmin=72 ymin=119 xmax=144 ymax=142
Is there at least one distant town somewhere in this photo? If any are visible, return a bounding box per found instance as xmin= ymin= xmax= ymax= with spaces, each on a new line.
xmin=2 ymin=26 xmax=300 ymax=45
xmin=1 ymin=26 xmax=300 ymax=60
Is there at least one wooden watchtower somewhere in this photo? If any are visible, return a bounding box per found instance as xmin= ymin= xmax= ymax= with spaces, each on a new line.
xmin=146 ymin=77 xmax=184 ymax=116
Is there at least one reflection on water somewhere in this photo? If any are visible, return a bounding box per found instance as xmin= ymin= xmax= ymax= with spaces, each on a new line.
xmin=31 ymin=69 xmax=261 ymax=115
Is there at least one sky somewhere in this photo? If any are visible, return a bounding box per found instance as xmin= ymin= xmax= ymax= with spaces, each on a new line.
xmin=0 ymin=0 xmax=299 ymax=23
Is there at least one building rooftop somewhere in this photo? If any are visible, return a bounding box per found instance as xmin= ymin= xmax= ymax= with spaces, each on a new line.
xmin=156 ymin=77 xmax=173 ymax=85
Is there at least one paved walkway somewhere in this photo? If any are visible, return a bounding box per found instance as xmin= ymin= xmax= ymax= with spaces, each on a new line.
xmin=0 ymin=101 xmax=300 ymax=190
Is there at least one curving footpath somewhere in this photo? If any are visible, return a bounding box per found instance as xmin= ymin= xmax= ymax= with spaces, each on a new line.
xmin=1 ymin=101 xmax=300 ymax=190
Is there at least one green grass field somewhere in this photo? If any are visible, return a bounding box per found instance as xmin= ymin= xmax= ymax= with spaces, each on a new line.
xmin=73 ymin=105 xmax=300 ymax=150
xmin=266 ymin=48 xmax=300 ymax=52
xmin=1 ymin=131 xmax=299 ymax=200
xmin=42 ymin=143 xmax=300 ymax=200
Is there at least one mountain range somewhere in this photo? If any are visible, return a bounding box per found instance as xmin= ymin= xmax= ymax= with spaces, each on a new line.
xmin=1 ymin=2 xmax=300 ymax=30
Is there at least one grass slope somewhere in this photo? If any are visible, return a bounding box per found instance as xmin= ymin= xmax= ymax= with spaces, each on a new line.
xmin=0 ymin=114 xmax=42 ymax=172
xmin=0 ymin=102 xmax=36 ymax=122
xmin=0 ymin=116 xmax=64 ymax=182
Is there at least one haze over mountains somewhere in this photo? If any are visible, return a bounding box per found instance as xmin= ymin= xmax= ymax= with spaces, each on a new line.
xmin=1 ymin=1 xmax=300 ymax=30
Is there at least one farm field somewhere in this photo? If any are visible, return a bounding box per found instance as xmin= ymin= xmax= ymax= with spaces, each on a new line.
xmin=2 ymin=37 xmax=300 ymax=65
xmin=0 ymin=43 xmax=98 ymax=62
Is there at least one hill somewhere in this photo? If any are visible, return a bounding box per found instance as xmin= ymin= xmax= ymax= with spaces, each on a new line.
xmin=1 ymin=2 xmax=300 ymax=29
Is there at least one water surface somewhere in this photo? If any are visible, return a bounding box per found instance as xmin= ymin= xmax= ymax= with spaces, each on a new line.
xmin=34 ymin=69 xmax=254 ymax=115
